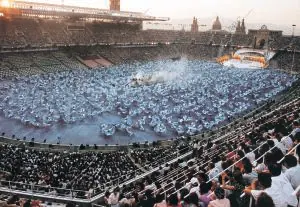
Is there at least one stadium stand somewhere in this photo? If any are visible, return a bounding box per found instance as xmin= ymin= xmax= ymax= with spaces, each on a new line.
xmin=0 ymin=10 xmax=300 ymax=207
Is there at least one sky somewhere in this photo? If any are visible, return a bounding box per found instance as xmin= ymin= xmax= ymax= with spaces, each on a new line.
xmin=21 ymin=0 xmax=300 ymax=33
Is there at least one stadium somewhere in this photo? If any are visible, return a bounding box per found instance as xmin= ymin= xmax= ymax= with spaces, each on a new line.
xmin=0 ymin=0 xmax=300 ymax=207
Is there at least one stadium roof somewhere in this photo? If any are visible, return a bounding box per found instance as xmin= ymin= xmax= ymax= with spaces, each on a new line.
xmin=0 ymin=0 xmax=169 ymax=21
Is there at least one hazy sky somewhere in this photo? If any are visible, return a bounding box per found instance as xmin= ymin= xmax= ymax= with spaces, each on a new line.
xmin=25 ymin=0 xmax=300 ymax=27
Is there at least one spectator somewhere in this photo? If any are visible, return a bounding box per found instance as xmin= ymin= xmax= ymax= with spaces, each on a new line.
xmin=167 ymin=193 xmax=181 ymax=207
xmin=290 ymin=121 xmax=300 ymax=137
xmin=254 ymin=155 xmax=268 ymax=173
xmin=283 ymin=155 xmax=300 ymax=190
xmin=104 ymin=190 xmax=110 ymax=206
xmin=280 ymin=135 xmax=294 ymax=151
xmin=256 ymin=192 xmax=275 ymax=207
xmin=187 ymin=192 xmax=200 ymax=207
xmin=139 ymin=189 xmax=155 ymax=207
xmin=208 ymin=187 xmax=230 ymax=207
xmin=221 ymin=170 xmax=246 ymax=207
xmin=246 ymin=170 xmax=297 ymax=207
xmin=108 ymin=187 xmax=120 ymax=207
xmin=267 ymin=163 xmax=297 ymax=207
xmin=268 ymin=135 xmax=287 ymax=154
xmin=243 ymin=146 xmax=255 ymax=163
xmin=234 ymin=150 xmax=245 ymax=170
xmin=189 ymin=180 xmax=200 ymax=198
xmin=208 ymin=163 xmax=220 ymax=182
xmin=179 ymin=188 xmax=189 ymax=206
xmin=242 ymin=158 xmax=258 ymax=185
xmin=154 ymin=193 xmax=167 ymax=207
xmin=199 ymin=182 xmax=211 ymax=207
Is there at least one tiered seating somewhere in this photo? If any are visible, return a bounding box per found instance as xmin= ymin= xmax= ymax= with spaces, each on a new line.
xmin=274 ymin=51 xmax=300 ymax=72
xmin=193 ymin=32 xmax=212 ymax=44
xmin=41 ymin=65 xmax=69 ymax=73
xmin=11 ymin=18 xmax=46 ymax=47
xmin=16 ymin=67 xmax=45 ymax=76
xmin=0 ymin=61 xmax=18 ymax=79
xmin=0 ymin=147 xmax=142 ymax=198
xmin=39 ymin=20 xmax=71 ymax=45
xmin=0 ymin=193 xmax=67 ymax=207
xmin=52 ymin=52 xmax=87 ymax=70
xmin=2 ymin=54 xmax=45 ymax=77
xmin=231 ymin=34 xmax=253 ymax=46
xmin=269 ymin=36 xmax=293 ymax=49
xmin=68 ymin=30 xmax=96 ymax=45
xmin=130 ymin=143 xmax=191 ymax=170
xmin=32 ymin=53 xmax=62 ymax=66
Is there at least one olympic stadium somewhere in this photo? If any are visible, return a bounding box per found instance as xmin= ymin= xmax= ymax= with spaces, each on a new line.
xmin=0 ymin=0 xmax=300 ymax=207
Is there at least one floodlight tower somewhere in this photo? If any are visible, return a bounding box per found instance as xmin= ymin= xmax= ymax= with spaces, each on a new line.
xmin=292 ymin=24 xmax=296 ymax=37
xmin=110 ymin=0 xmax=120 ymax=11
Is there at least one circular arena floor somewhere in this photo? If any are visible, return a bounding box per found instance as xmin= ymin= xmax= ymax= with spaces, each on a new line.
xmin=0 ymin=60 xmax=297 ymax=145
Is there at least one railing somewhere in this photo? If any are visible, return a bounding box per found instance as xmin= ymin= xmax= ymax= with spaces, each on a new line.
xmin=206 ymin=140 xmax=269 ymax=183
xmin=293 ymin=185 xmax=300 ymax=196
xmin=278 ymin=143 xmax=300 ymax=163
xmin=92 ymin=204 xmax=106 ymax=207
xmin=0 ymin=180 xmax=91 ymax=203
xmin=166 ymin=99 xmax=300 ymax=198
xmin=164 ymin=131 xmax=245 ymax=198
xmin=207 ymin=118 xmax=299 ymax=183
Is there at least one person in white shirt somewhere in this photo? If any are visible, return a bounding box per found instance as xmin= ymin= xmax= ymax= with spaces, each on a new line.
xmin=242 ymin=159 xmax=258 ymax=185
xmin=245 ymin=172 xmax=292 ymax=207
xmin=108 ymin=187 xmax=120 ymax=207
xmin=290 ymin=121 xmax=300 ymax=137
xmin=268 ymin=163 xmax=298 ymax=206
xmin=213 ymin=155 xmax=223 ymax=172
xmin=189 ymin=180 xmax=200 ymax=198
xmin=283 ymin=154 xmax=300 ymax=190
xmin=267 ymin=163 xmax=298 ymax=207
xmin=208 ymin=162 xmax=220 ymax=182
xmin=268 ymin=138 xmax=286 ymax=155
xmin=255 ymin=156 xmax=268 ymax=172
xmin=244 ymin=146 xmax=256 ymax=163
xmin=281 ymin=136 xmax=294 ymax=151
xmin=184 ymin=177 xmax=199 ymax=190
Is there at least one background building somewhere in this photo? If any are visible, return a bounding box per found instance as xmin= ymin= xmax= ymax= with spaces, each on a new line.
xmin=110 ymin=0 xmax=120 ymax=11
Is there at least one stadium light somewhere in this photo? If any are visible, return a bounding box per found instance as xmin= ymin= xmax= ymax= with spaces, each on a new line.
xmin=292 ymin=24 xmax=296 ymax=37
xmin=0 ymin=0 xmax=10 ymax=7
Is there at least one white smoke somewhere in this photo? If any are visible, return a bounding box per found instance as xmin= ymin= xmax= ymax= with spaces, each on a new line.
xmin=135 ymin=58 xmax=189 ymax=84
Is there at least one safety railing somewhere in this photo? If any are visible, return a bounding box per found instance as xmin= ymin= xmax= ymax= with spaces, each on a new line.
xmin=165 ymin=100 xmax=300 ymax=199
xmin=156 ymin=126 xmax=246 ymax=197
xmin=278 ymin=143 xmax=300 ymax=163
xmin=0 ymin=180 xmax=91 ymax=202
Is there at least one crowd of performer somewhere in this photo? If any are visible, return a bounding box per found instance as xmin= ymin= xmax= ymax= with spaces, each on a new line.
xmin=0 ymin=60 xmax=296 ymax=143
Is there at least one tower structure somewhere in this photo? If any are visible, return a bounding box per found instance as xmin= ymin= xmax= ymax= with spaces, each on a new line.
xmin=235 ymin=18 xmax=246 ymax=34
xmin=212 ymin=16 xmax=222 ymax=30
xmin=191 ymin=17 xmax=199 ymax=33
xmin=109 ymin=0 xmax=120 ymax=11
xmin=241 ymin=18 xmax=246 ymax=34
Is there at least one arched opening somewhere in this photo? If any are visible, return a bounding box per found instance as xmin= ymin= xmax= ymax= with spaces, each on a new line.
xmin=258 ymin=39 xmax=266 ymax=49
